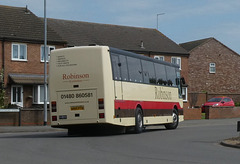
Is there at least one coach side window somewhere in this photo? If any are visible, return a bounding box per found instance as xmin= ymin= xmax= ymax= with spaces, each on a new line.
xmin=176 ymin=68 xmax=182 ymax=97
xmin=111 ymin=55 xmax=121 ymax=80
xmin=119 ymin=55 xmax=129 ymax=81
xmin=154 ymin=63 xmax=167 ymax=86
xmin=166 ymin=66 xmax=177 ymax=87
xmin=127 ymin=57 xmax=143 ymax=83
xmin=142 ymin=60 xmax=156 ymax=84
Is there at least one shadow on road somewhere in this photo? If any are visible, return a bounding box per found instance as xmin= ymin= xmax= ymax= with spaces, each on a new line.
xmin=0 ymin=126 xmax=168 ymax=139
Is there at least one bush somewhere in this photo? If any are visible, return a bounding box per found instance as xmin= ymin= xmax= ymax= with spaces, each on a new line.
xmin=235 ymin=102 xmax=240 ymax=106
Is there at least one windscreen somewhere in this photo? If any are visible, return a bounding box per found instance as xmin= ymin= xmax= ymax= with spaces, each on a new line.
xmin=208 ymin=98 xmax=222 ymax=102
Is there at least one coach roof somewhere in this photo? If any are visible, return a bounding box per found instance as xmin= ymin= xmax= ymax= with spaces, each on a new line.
xmin=109 ymin=47 xmax=179 ymax=68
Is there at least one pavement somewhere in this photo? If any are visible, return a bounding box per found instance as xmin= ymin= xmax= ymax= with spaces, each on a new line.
xmin=220 ymin=137 xmax=240 ymax=149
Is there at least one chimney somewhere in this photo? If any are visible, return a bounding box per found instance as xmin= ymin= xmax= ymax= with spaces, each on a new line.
xmin=25 ymin=5 xmax=30 ymax=14
xmin=140 ymin=41 xmax=145 ymax=49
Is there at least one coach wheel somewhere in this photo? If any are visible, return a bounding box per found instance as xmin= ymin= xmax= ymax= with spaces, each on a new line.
xmin=135 ymin=107 xmax=143 ymax=133
xmin=165 ymin=108 xmax=179 ymax=130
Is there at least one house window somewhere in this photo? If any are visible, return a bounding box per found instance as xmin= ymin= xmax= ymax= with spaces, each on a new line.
xmin=11 ymin=85 xmax=23 ymax=107
xmin=209 ymin=63 xmax=216 ymax=73
xmin=12 ymin=43 xmax=27 ymax=61
xmin=182 ymin=87 xmax=188 ymax=102
xmin=33 ymin=85 xmax=49 ymax=104
xmin=171 ymin=57 xmax=181 ymax=70
xmin=41 ymin=45 xmax=55 ymax=62
xmin=154 ymin=56 xmax=164 ymax=61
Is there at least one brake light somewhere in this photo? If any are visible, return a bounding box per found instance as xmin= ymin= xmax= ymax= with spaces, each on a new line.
xmin=52 ymin=116 xmax=57 ymax=121
xmin=51 ymin=101 xmax=57 ymax=112
xmin=98 ymin=98 xmax=104 ymax=109
xmin=99 ymin=113 xmax=105 ymax=118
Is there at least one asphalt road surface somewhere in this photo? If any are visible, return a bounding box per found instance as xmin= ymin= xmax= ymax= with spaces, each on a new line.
xmin=0 ymin=118 xmax=239 ymax=164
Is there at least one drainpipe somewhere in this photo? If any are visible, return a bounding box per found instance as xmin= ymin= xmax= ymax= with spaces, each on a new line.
xmin=1 ymin=38 xmax=5 ymax=85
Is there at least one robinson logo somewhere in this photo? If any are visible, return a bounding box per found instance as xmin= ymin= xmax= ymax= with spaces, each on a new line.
xmin=62 ymin=73 xmax=90 ymax=80
xmin=155 ymin=87 xmax=172 ymax=100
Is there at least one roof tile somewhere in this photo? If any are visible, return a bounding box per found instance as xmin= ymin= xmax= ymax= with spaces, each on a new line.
xmin=47 ymin=18 xmax=188 ymax=55
xmin=0 ymin=5 xmax=65 ymax=44
xmin=179 ymin=38 xmax=213 ymax=52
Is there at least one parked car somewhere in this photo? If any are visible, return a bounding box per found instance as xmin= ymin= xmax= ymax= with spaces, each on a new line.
xmin=201 ymin=97 xmax=235 ymax=112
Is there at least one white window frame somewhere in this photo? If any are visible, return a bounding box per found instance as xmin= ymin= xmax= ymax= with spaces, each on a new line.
xmin=33 ymin=85 xmax=49 ymax=104
xmin=171 ymin=57 xmax=181 ymax=70
xmin=182 ymin=87 xmax=188 ymax=102
xmin=11 ymin=85 xmax=23 ymax=107
xmin=11 ymin=43 xmax=27 ymax=61
xmin=154 ymin=56 xmax=164 ymax=61
xmin=209 ymin=63 xmax=216 ymax=73
xmin=41 ymin=45 xmax=55 ymax=62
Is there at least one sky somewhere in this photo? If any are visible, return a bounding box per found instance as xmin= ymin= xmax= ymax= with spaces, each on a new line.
xmin=1 ymin=0 xmax=240 ymax=54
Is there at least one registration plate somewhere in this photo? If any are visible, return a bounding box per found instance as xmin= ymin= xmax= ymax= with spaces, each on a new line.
xmin=71 ymin=106 xmax=84 ymax=111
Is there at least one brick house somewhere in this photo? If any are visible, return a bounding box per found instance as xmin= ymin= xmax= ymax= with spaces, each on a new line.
xmin=0 ymin=5 xmax=189 ymax=125
xmin=180 ymin=37 xmax=240 ymax=107
xmin=0 ymin=5 xmax=66 ymax=109
xmin=47 ymin=18 xmax=190 ymax=106
xmin=0 ymin=5 xmax=189 ymax=109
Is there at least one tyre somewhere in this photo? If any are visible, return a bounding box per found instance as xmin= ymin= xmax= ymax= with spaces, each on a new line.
xmin=135 ymin=107 xmax=143 ymax=133
xmin=165 ymin=108 xmax=179 ymax=130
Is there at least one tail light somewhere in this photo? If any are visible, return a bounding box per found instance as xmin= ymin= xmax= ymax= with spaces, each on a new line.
xmin=51 ymin=101 xmax=57 ymax=112
xmin=52 ymin=116 xmax=57 ymax=121
xmin=99 ymin=113 xmax=105 ymax=119
xmin=98 ymin=98 xmax=104 ymax=109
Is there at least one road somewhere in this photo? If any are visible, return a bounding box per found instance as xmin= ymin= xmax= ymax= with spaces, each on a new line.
xmin=0 ymin=118 xmax=239 ymax=164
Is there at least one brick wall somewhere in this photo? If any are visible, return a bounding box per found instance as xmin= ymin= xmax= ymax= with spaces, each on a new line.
xmin=0 ymin=109 xmax=50 ymax=126
xmin=188 ymin=39 xmax=240 ymax=94
xmin=205 ymin=106 xmax=240 ymax=119
xmin=0 ymin=112 xmax=19 ymax=126
xmin=188 ymin=92 xmax=207 ymax=108
xmin=3 ymin=41 xmax=64 ymax=85
xmin=184 ymin=108 xmax=202 ymax=120
xmin=2 ymin=41 xmax=64 ymax=106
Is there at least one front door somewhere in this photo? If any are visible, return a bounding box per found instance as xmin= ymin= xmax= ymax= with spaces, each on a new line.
xmin=11 ymin=85 xmax=23 ymax=107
